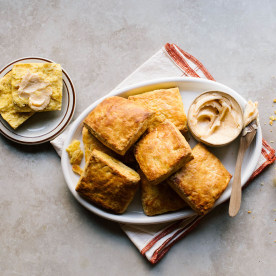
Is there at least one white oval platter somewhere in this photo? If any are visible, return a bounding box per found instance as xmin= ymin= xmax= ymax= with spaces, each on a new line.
xmin=61 ymin=77 xmax=262 ymax=224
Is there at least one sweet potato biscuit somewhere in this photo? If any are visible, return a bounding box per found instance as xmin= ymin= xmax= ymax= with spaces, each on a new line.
xmin=0 ymin=72 xmax=13 ymax=112
xmin=83 ymin=96 xmax=154 ymax=155
xmin=75 ymin=149 xmax=140 ymax=214
xmin=82 ymin=126 xmax=136 ymax=165
xmin=140 ymin=171 xmax=187 ymax=216
xmin=0 ymin=72 xmax=33 ymax=129
xmin=168 ymin=143 xmax=232 ymax=215
xmin=12 ymin=63 xmax=63 ymax=112
xmin=128 ymin=87 xmax=187 ymax=132
xmin=134 ymin=120 xmax=193 ymax=185
xmin=82 ymin=126 xmax=116 ymax=162
xmin=1 ymin=111 xmax=34 ymax=129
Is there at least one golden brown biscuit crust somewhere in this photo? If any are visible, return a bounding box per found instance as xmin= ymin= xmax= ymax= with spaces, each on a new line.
xmin=82 ymin=126 xmax=136 ymax=166
xmin=140 ymin=171 xmax=187 ymax=216
xmin=168 ymin=143 xmax=232 ymax=215
xmin=75 ymin=149 xmax=140 ymax=214
xmin=82 ymin=126 xmax=116 ymax=162
xmin=83 ymin=96 xmax=154 ymax=155
xmin=128 ymin=87 xmax=187 ymax=132
xmin=134 ymin=120 xmax=193 ymax=185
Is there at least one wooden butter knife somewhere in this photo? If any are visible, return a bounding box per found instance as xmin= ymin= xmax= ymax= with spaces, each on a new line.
xmin=229 ymin=120 xmax=258 ymax=217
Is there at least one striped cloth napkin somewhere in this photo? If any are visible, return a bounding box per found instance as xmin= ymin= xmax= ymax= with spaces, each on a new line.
xmin=51 ymin=43 xmax=276 ymax=264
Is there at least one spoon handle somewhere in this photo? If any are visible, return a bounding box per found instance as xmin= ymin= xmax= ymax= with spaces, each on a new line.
xmin=229 ymin=137 xmax=247 ymax=217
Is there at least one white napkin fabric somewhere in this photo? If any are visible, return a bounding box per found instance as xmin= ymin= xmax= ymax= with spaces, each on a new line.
xmin=51 ymin=43 xmax=276 ymax=264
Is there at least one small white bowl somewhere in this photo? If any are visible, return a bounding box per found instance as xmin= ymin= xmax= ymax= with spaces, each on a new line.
xmin=0 ymin=57 xmax=76 ymax=145
xmin=187 ymin=91 xmax=243 ymax=147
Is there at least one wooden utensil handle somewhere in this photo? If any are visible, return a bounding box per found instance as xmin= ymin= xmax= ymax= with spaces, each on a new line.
xmin=229 ymin=137 xmax=247 ymax=217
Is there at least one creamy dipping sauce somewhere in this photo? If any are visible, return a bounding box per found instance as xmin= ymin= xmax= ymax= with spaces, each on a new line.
xmin=18 ymin=71 xmax=52 ymax=111
xmin=188 ymin=92 xmax=243 ymax=146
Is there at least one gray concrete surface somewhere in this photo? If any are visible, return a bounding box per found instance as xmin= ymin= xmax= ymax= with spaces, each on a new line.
xmin=0 ymin=0 xmax=275 ymax=275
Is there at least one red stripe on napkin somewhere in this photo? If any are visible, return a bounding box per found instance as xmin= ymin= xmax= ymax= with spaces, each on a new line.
xmin=140 ymin=220 xmax=183 ymax=255
xmin=150 ymin=216 xmax=203 ymax=264
xmin=173 ymin=44 xmax=215 ymax=81
xmin=165 ymin=43 xmax=215 ymax=81
xmin=246 ymin=139 xmax=276 ymax=184
xmin=165 ymin=43 xmax=200 ymax=78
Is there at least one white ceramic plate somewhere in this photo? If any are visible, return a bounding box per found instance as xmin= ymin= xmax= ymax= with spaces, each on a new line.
xmin=0 ymin=57 xmax=76 ymax=144
xmin=61 ymin=77 xmax=262 ymax=224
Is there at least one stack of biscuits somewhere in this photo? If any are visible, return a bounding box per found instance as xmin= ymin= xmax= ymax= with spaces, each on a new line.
xmin=72 ymin=88 xmax=232 ymax=216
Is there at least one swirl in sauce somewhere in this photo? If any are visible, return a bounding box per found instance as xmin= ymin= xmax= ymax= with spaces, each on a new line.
xmin=188 ymin=92 xmax=243 ymax=145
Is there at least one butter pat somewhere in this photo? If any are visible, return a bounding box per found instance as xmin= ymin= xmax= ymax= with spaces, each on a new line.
xmin=17 ymin=71 xmax=53 ymax=111
xmin=12 ymin=63 xmax=63 ymax=112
